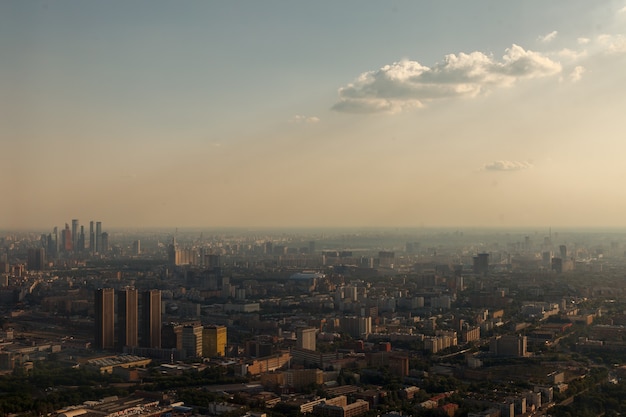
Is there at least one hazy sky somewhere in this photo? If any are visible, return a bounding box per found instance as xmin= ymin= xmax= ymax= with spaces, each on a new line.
xmin=3 ymin=1 xmax=626 ymax=230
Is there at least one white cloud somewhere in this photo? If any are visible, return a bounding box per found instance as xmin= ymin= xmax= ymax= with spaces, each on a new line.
xmin=619 ymin=5 xmax=626 ymax=14
xmin=483 ymin=160 xmax=533 ymax=171
xmin=556 ymin=48 xmax=588 ymax=61
xmin=569 ymin=66 xmax=586 ymax=82
xmin=597 ymin=34 xmax=626 ymax=53
xmin=291 ymin=115 xmax=320 ymax=123
xmin=538 ymin=30 xmax=558 ymax=43
xmin=333 ymin=45 xmax=562 ymax=114
xmin=577 ymin=37 xmax=591 ymax=45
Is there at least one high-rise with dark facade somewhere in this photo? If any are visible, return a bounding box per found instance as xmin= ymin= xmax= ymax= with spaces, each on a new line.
xmin=101 ymin=232 xmax=109 ymax=253
xmin=118 ymin=288 xmax=138 ymax=349
xmin=71 ymin=219 xmax=79 ymax=251
xmin=473 ymin=253 xmax=490 ymax=276
xmin=78 ymin=225 xmax=85 ymax=252
xmin=95 ymin=221 xmax=102 ymax=253
xmin=52 ymin=227 xmax=59 ymax=257
xmin=182 ymin=323 xmax=203 ymax=357
xmin=89 ymin=221 xmax=95 ymax=254
xmin=27 ymin=248 xmax=46 ymax=271
xmin=141 ymin=290 xmax=161 ymax=348
xmin=94 ymin=288 xmax=115 ymax=350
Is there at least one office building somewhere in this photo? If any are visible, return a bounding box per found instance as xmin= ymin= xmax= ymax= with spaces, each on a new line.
xmin=182 ymin=323 xmax=203 ymax=357
xmin=296 ymin=327 xmax=317 ymax=351
xmin=141 ymin=290 xmax=162 ymax=349
xmin=118 ymin=289 xmax=138 ymax=349
xmin=286 ymin=369 xmax=324 ymax=389
xmin=489 ymin=334 xmax=528 ymax=357
xmin=95 ymin=288 xmax=115 ymax=350
xmin=162 ymin=323 xmax=183 ymax=350
xmin=203 ymin=325 xmax=227 ymax=357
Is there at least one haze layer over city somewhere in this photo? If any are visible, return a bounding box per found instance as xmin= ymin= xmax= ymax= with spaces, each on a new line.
xmin=3 ymin=1 xmax=626 ymax=230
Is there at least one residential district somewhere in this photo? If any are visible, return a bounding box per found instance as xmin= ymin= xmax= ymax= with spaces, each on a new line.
xmin=3 ymin=222 xmax=626 ymax=417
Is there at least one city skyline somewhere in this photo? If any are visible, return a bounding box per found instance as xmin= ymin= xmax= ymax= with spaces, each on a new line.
xmin=3 ymin=1 xmax=626 ymax=229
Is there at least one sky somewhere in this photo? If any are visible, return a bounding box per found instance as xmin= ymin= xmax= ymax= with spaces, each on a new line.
xmin=2 ymin=1 xmax=626 ymax=230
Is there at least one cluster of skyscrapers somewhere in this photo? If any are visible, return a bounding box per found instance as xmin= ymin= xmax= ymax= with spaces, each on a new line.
xmin=42 ymin=219 xmax=108 ymax=258
xmin=94 ymin=288 xmax=161 ymax=350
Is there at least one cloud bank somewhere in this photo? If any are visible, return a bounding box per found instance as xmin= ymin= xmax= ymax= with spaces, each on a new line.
xmin=483 ymin=160 xmax=533 ymax=171
xmin=333 ymin=44 xmax=562 ymax=114
xmin=597 ymin=34 xmax=626 ymax=53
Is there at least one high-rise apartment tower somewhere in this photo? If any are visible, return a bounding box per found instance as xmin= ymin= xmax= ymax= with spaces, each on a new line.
xmin=118 ymin=288 xmax=139 ymax=348
xmin=141 ymin=290 xmax=162 ymax=348
xmin=94 ymin=288 xmax=115 ymax=350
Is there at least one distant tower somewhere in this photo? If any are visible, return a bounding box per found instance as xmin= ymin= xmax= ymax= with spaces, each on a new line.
xmin=141 ymin=290 xmax=162 ymax=348
xmin=95 ymin=221 xmax=102 ymax=253
xmin=118 ymin=288 xmax=138 ymax=349
xmin=62 ymin=223 xmax=72 ymax=252
xmin=132 ymin=240 xmax=141 ymax=256
xmin=52 ymin=226 xmax=59 ymax=257
xmin=94 ymin=288 xmax=115 ymax=350
xmin=168 ymin=237 xmax=177 ymax=265
xmin=559 ymin=245 xmax=567 ymax=260
xmin=473 ymin=253 xmax=489 ymax=276
xmin=101 ymin=232 xmax=109 ymax=253
xmin=78 ymin=225 xmax=85 ymax=252
xmin=48 ymin=228 xmax=58 ymax=259
xmin=89 ymin=221 xmax=95 ymax=254
xmin=71 ymin=219 xmax=79 ymax=251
